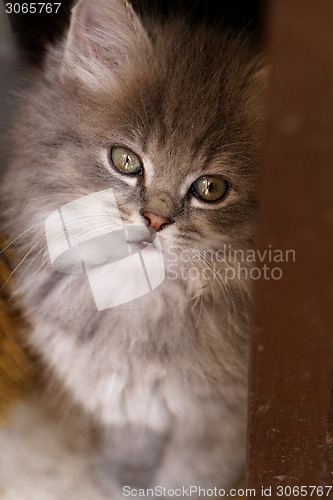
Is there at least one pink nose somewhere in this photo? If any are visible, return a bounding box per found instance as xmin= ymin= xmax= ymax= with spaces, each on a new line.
xmin=143 ymin=212 xmax=171 ymax=232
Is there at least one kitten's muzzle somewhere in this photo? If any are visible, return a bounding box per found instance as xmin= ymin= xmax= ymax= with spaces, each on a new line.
xmin=47 ymin=225 xmax=158 ymax=274
xmin=125 ymin=226 xmax=157 ymax=251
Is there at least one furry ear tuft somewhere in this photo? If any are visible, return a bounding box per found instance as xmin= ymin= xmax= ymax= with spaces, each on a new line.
xmin=63 ymin=0 xmax=150 ymax=66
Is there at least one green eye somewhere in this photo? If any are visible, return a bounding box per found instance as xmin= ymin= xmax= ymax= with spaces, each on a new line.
xmin=191 ymin=176 xmax=229 ymax=202
xmin=111 ymin=146 xmax=142 ymax=174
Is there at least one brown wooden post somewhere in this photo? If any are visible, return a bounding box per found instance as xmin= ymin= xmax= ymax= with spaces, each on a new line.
xmin=246 ymin=0 xmax=333 ymax=493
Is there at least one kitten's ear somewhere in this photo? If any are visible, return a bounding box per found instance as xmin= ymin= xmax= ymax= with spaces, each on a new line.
xmin=63 ymin=0 xmax=149 ymax=67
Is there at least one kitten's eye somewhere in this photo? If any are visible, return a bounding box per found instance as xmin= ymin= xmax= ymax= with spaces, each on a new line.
xmin=111 ymin=147 xmax=142 ymax=174
xmin=191 ymin=176 xmax=229 ymax=202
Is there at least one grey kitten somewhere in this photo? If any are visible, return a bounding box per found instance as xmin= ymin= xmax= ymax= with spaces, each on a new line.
xmin=2 ymin=0 xmax=265 ymax=496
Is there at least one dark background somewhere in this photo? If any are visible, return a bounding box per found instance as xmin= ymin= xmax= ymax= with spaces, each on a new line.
xmin=10 ymin=0 xmax=264 ymax=65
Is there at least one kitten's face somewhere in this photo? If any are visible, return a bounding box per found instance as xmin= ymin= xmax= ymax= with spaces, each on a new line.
xmin=36 ymin=5 xmax=264 ymax=263
xmin=7 ymin=0 xmax=265 ymax=303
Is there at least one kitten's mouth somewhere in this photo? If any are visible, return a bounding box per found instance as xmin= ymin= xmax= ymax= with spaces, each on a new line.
xmin=125 ymin=226 xmax=157 ymax=253
xmin=49 ymin=225 xmax=159 ymax=274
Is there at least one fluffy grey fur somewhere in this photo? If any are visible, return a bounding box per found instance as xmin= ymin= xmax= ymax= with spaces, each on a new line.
xmin=2 ymin=0 xmax=265 ymax=496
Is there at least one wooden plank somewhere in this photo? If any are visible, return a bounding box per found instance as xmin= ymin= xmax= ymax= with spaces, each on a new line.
xmin=247 ymin=0 xmax=333 ymax=490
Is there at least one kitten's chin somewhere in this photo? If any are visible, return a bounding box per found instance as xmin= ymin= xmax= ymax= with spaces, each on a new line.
xmin=125 ymin=225 xmax=157 ymax=252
